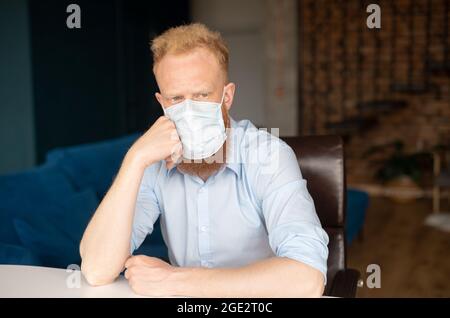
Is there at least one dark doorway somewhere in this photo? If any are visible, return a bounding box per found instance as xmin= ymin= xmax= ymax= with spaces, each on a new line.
xmin=29 ymin=0 xmax=190 ymax=162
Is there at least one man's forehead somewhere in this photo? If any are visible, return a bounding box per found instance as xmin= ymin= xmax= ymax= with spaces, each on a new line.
xmin=163 ymin=84 xmax=215 ymax=97
xmin=156 ymin=48 xmax=220 ymax=74
xmin=154 ymin=48 xmax=226 ymax=95
xmin=166 ymin=47 xmax=217 ymax=63
xmin=157 ymin=49 xmax=223 ymax=73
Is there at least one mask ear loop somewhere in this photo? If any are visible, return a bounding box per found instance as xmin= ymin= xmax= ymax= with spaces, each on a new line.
xmin=219 ymin=87 xmax=226 ymax=107
xmin=159 ymin=93 xmax=170 ymax=117
xmin=161 ymin=103 xmax=167 ymax=116
xmin=219 ymin=87 xmax=228 ymax=143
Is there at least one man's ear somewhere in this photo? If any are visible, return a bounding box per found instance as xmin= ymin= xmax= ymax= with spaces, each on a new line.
xmin=224 ymin=83 xmax=236 ymax=111
xmin=155 ymin=92 xmax=164 ymax=108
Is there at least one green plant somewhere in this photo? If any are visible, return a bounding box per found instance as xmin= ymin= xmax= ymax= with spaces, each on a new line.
xmin=363 ymin=140 xmax=432 ymax=185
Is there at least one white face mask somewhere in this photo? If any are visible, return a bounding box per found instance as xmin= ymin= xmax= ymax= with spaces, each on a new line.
xmin=163 ymin=90 xmax=227 ymax=160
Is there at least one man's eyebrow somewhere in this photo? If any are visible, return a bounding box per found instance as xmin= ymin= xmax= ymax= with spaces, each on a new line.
xmin=193 ymin=89 xmax=212 ymax=95
xmin=163 ymin=93 xmax=183 ymax=98
xmin=163 ymin=89 xmax=212 ymax=98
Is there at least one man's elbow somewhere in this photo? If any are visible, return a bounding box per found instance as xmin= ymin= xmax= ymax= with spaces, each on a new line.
xmin=289 ymin=261 xmax=325 ymax=297
xmin=278 ymin=258 xmax=325 ymax=297
xmin=80 ymin=260 xmax=119 ymax=287
xmin=303 ymin=270 xmax=325 ymax=297
xmin=309 ymin=275 xmax=325 ymax=297
xmin=79 ymin=242 xmax=114 ymax=286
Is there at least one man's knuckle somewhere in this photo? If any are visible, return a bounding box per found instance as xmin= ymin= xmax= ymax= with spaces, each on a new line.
xmin=126 ymin=269 xmax=133 ymax=277
xmin=128 ymin=267 xmax=138 ymax=276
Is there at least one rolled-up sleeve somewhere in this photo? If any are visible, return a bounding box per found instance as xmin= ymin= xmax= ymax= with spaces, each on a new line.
xmin=255 ymin=141 xmax=329 ymax=282
xmin=130 ymin=166 xmax=161 ymax=254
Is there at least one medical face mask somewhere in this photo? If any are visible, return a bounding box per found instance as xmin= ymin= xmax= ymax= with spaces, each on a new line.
xmin=163 ymin=90 xmax=227 ymax=160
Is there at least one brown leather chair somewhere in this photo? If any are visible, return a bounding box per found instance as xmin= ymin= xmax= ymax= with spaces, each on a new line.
xmin=282 ymin=135 xmax=360 ymax=298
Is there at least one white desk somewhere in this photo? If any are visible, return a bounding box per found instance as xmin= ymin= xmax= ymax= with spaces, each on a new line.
xmin=0 ymin=264 xmax=334 ymax=298
xmin=0 ymin=265 xmax=143 ymax=298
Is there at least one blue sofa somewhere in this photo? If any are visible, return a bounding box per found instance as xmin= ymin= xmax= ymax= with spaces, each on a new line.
xmin=0 ymin=134 xmax=368 ymax=268
xmin=0 ymin=133 xmax=168 ymax=269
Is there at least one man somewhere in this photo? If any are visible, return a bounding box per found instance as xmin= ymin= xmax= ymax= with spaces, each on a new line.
xmin=79 ymin=23 xmax=329 ymax=297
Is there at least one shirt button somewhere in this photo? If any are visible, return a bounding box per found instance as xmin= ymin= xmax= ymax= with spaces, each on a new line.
xmin=198 ymin=188 xmax=204 ymax=194
xmin=200 ymin=225 xmax=208 ymax=232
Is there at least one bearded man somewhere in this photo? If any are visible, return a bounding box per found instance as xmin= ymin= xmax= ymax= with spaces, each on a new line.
xmin=80 ymin=23 xmax=329 ymax=297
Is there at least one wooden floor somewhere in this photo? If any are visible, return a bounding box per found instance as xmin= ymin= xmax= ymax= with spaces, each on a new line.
xmin=347 ymin=197 xmax=450 ymax=297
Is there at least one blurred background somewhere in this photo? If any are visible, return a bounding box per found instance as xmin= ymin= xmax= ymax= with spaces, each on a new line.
xmin=0 ymin=0 xmax=449 ymax=297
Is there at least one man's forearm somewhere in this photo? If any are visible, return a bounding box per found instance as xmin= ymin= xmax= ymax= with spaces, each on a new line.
xmin=173 ymin=257 xmax=325 ymax=298
xmin=80 ymin=151 xmax=148 ymax=285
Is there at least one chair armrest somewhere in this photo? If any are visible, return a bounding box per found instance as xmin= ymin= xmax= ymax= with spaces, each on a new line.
xmin=328 ymin=269 xmax=360 ymax=298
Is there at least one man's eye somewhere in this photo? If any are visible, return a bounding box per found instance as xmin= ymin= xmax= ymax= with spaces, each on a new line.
xmin=171 ymin=97 xmax=182 ymax=102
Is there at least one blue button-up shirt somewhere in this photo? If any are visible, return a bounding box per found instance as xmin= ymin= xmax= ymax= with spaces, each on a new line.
xmin=130 ymin=118 xmax=329 ymax=280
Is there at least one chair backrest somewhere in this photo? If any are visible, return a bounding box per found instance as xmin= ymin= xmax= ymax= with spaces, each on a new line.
xmin=282 ymin=136 xmax=346 ymax=292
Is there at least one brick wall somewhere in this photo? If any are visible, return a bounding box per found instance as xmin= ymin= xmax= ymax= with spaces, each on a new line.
xmin=299 ymin=0 xmax=450 ymax=183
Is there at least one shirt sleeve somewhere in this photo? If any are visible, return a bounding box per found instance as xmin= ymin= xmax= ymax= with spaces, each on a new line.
xmin=130 ymin=165 xmax=162 ymax=255
xmin=252 ymin=137 xmax=329 ymax=283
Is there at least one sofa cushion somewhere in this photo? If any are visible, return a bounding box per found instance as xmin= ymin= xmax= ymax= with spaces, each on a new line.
xmin=14 ymin=219 xmax=76 ymax=268
xmin=0 ymin=242 xmax=42 ymax=266
xmin=46 ymin=133 xmax=139 ymax=198
xmin=0 ymin=163 xmax=75 ymax=245
xmin=13 ymin=188 xmax=98 ymax=268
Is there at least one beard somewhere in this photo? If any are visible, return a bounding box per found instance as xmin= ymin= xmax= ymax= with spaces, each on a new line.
xmin=176 ymin=105 xmax=230 ymax=178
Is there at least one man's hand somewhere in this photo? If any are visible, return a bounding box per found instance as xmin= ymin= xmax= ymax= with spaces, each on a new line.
xmin=124 ymin=255 xmax=182 ymax=297
xmin=128 ymin=116 xmax=182 ymax=170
